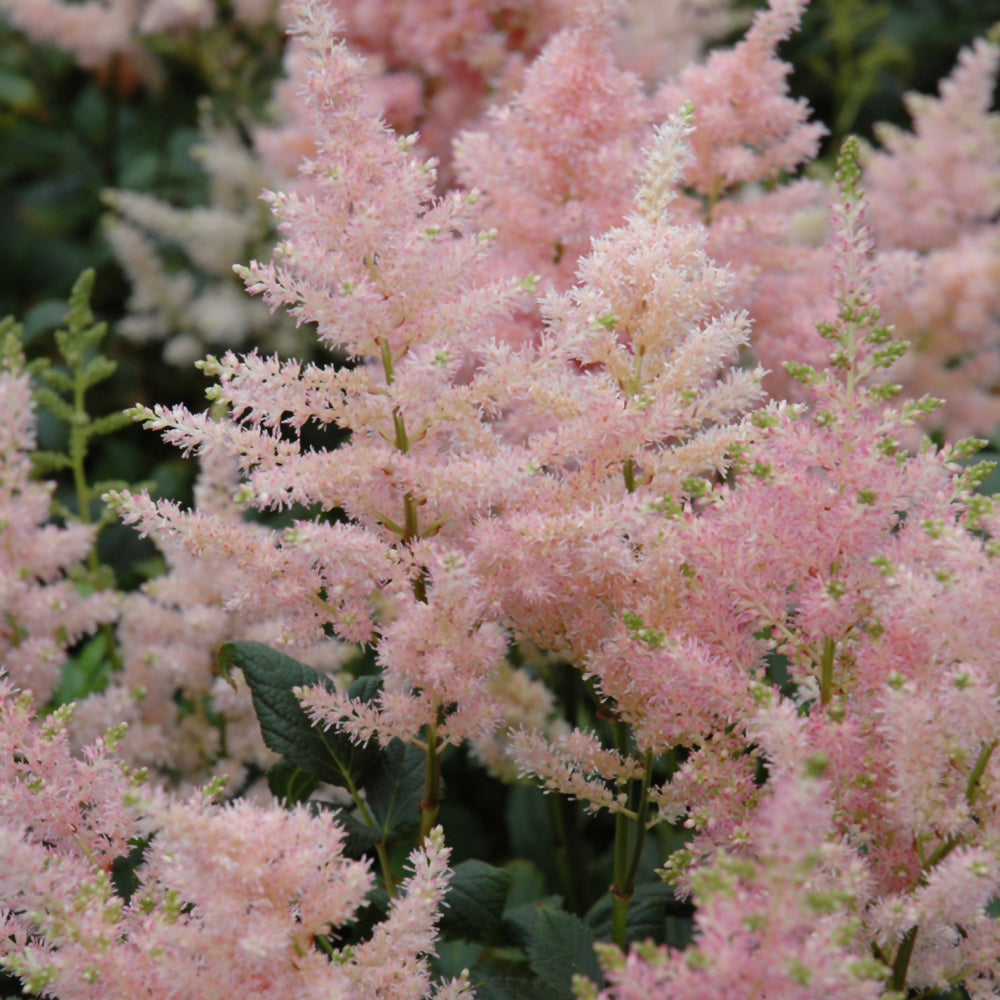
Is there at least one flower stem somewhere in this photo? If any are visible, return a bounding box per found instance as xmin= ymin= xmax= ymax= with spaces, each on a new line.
xmin=610 ymin=726 xmax=655 ymax=948
xmin=339 ymin=763 xmax=397 ymax=896
xmin=379 ymin=336 xmax=440 ymax=837
xmin=419 ymin=720 xmax=441 ymax=840
xmin=819 ymin=636 xmax=835 ymax=706
xmin=890 ymin=925 xmax=918 ymax=992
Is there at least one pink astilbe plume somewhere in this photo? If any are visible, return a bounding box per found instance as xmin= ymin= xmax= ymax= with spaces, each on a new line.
xmin=584 ymin=768 xmax=884 ymax=1000
xmin=863 ymin=38 xmax=1000 ymax=438
xmin=651 ymin=0 xmax=835 ymax=404
xmin=327 ymin=0 xmax=579 ymax=166
xmin=650 ymin=139 xmax=1000 ymax=992
xmin=112 ymin=0 xmax=539 ymax=751
xmin=0 ymin=328 xmax=116 ymax=704
xmin=454 ymin=0 xmax=653 ymax=290
xmin=654 ymin=0 xmax=823 ymax=196
xmin=612 ymin=0 xmax=745 ymax=83
xmin=254 ymin=0 xmax=582 ymax=185
xmin=1 ymin=679 xmax=466 ymax=1000
xmin=498 ymin=108 xmax=768 ymax=793
xmin=83 ymin=442 xmax=347 ymax=791
xmin=459 ymin=107 xmax=766 ymax=677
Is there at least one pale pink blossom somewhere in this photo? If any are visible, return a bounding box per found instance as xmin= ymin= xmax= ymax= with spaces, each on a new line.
xmin=589 ymin=771 xmax=882 ymax=1000
xmin=454 ymin=0 xmax=653 ymax=289
xmin=1 ymin=680 xmax=464 ymax=1000
xmin=863 ymin=38 xmax=1000 ymax=438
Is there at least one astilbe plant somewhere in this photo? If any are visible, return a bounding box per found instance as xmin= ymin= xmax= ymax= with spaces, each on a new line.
xmin=5 ymin=1 xmax=1000 ymax=997
xmin=862 ymin=36 xmax=1000 ymax=439
xmin=112 ymin=0 xmax=763 ymax=847
xmin=0 ymin=678 xmax=466 ymax=1000
xmin=452 ymin=0 xmax=655 ymax=292
xmin=74 ymin=438 xmax=349 ymax=792
xmin=542 ymin=139 xmax=1000 ymax=998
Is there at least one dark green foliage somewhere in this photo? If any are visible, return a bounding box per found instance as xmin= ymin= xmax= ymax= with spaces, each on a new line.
xmin=440 ymin=860 xmax=513 ymax=943
xmin=525 ymin=906 xmax=605 ymax=998
xmin=217 ymin=640 xmax=380 ymax=792
xmin=781 ymin=0 xmax=1000 ymax=154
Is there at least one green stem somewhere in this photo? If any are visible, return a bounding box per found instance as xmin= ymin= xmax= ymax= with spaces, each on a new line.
xmin=70 ymin=361 xmax=93 ymax=532
xmin=923 ymin=741 xmax=996 ymax=872
xmin=611 ymin=747 xmax=656 ymax=949
xmin=966 ymin=741 xmax=995 ymax=807
xmin=419 ymin=720 xmax=440 ymax=840
xmin=69 ymin=355 xmax=124 ymax=676
xmin=548 ymin=793 xmax=584 ymax=914
xmin=623 ymin=457 xmax=636 ymax=494
xmin=819 ymin=636 xmax=835 ymax=706
xmin=610 ymin=720 xmax=635 ymax=948
xmin=379 ymin=336 xmax=440 ymax=838
xmin=622 ymin=749 xmax=655 ymax=892
xmin=889 ymin=925 xmax=918 ymax=993
xmin=337 ymin=756 xmax=397 ymax=896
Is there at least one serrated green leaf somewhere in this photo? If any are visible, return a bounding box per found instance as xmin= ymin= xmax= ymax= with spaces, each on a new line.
xmin=504 ymin=897 xmax=565 ymax=948
xmin=326 ymin=808 xmax=389 ymax=858
xmin=266 ymin=759 xmax=320 ymax=806
xmin=472 ymin=977 xmax=559 ymax=1000
xmin=527 ymin=906 xmax=604 ymax=999
xmin=364 ymin=739 xmax=425 ymax=836
xmin=219 ymin=640 xmax=379 ymax=790
xmin=440 ymin=860 xmax=512 ymax=942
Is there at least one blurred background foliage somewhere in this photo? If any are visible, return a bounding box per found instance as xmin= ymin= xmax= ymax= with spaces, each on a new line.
xmin=781 ymin=0 xmax=1000 ymax=154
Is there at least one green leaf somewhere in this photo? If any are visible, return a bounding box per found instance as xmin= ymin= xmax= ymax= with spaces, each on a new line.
xmin=434 ymin=940 xmax=484 ymax=979
xmin=364 ymin=738 xmax=425 ymax=836
xmin=53 ymin=630 xmax=113 ymax=704
xmin=440 ymin=860 xmax=512 ymax=942
xmin=505 ymin=783 xmax=556 ymax=879
xmin=219 ymin=640 xmax=379 ymax=790
xmin=527 ymin=906 xmax=604 ymax=999
xmin=266 ymin=759 xmax=320 ymax=806
xmin=503 ymin=859 xmax=548 ymax=910
xmin=586 ymin=882 xmax=692 ymax=946
xmin=327 ymin=808 xmax=389 ymax=858
xmin=473 ymin=978 xmax=559 ymax=1000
